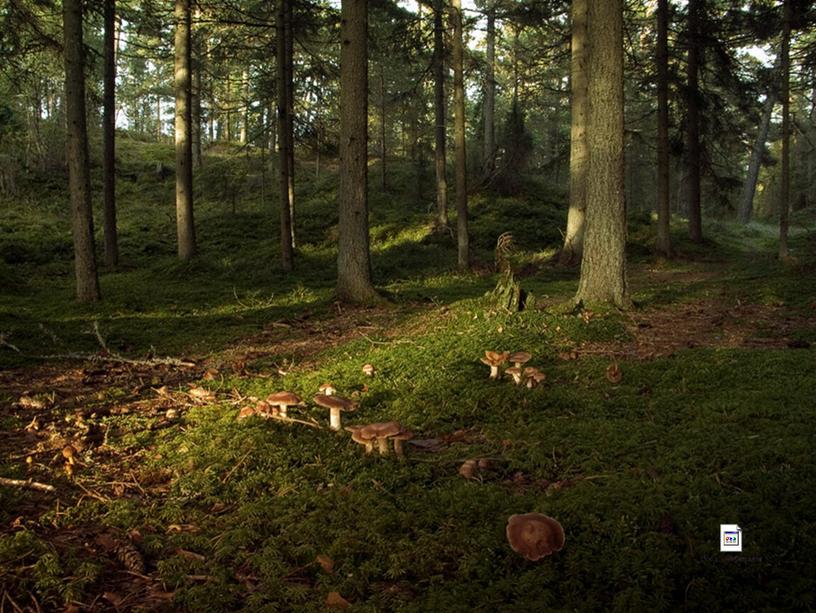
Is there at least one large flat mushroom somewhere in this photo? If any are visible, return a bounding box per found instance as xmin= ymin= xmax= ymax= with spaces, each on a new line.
xmin=266 ymin=391 xmax=303 ymax=418
xmin=506 ymin=513 xmax=565 ymax=561
xmin=391 ymin=429 xmax=414 ymax=458
xmin=480 ymin=351 xmax=509 ymax=380
xmin=314 ymin=394 xmax=356 ymax=431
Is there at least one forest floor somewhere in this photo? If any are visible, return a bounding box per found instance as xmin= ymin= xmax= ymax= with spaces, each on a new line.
xmin=1 ymin=144 xmax=815 ymax=611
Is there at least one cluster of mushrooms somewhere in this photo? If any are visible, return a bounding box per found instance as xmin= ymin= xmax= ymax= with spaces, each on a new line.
xmin=238 ymin=362 xmax=566 ymax=562
xmin=237 ymin=364 xmax=414 ymax=458
xmin=480 ymin=350 xmax=547 ymax=388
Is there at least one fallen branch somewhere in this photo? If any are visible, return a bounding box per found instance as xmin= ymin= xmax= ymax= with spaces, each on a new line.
xmin=3 ymin=349 xmax=196 ymax=368
xmin=0 ymin=477 xmax=56 ymax=493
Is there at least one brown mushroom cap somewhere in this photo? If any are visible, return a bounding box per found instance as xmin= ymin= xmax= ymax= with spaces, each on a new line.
xmin=524 ymin=368 xmax=547 ymax=383
xmin=509 ymin=351 xmax=532 ymax=366
xmin=481 ymin=351 xmax=510 ymax=366
xmin=362 ymin=363 xmax=376 ymax=375
xmin=266 ymin=391 xmax=303 ymax=406
xmin=359 ymin=421 xmax=402 ymax=439
xmin=313 ymin=394 xmax=355 ymax=411
xmin=506 ymin=513 xmax=565 ymax=561
xmin=505 ymin=366 xmax=523 ymax=383
xmin=237 ymin=406 xmax=256 ymax=420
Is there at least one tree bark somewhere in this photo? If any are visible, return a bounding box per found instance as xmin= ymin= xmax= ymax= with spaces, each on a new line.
xmin=483 ymin=3 xmax=496 ymax=177
xmin=685 ymin=0 xmax=703 ymax=243
xmin=286 ymin=0 xmax=296 ymax=248
xmin=63 ymin=0 xmax=101 ymax=302
xmin=779 ymin=0 xmax=791 ymax=258
xmin=175 ymin=0 xmax=196 ymax=260
xmin=433 ymin=0 xmax=448 ymax=228
xmin=192 ymin=6 xmax=203 ymax=169
xmin=561 ymin=0 xmax=588 ymax=265
xmin=277 ymin=0 xmax=294 ymax=271
xmin=380 ymin=63 xmax=387 ymax=190
xmin=337 ymin=0 xmax=379 ymax=303
xmin=655 ymin=0 xmax=671 ymax=255
xmin=103 ymin=0 xmax=118 ymax=268
xmin=240 ymin=68 xmax=248 ymax=145
xmin=451 ymin=0 xmax=469 ymax=270
xmin=575 ymin=0 xmax=629 ymax=308
xmin=738 ymin=93 xmax=775 ymax=224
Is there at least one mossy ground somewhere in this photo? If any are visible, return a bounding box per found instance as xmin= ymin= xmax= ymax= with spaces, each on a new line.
xmin=1 ymin=141 xmax=815 ymax=611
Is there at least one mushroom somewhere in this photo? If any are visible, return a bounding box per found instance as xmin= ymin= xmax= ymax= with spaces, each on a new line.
xmin=509 ymin=351 xmax=532 ymax=369
xmin=391 ymin=429 xmax=414 ymax=458
xmin=606 ymin=362 xmax=622 ymax=384
xmin=362 ymin=363 xmax=376 ymax=377
xmin=319 ymin=383 xmax=337 ymax=396
xmin=359 ymin=421 xmax=403 ymax=455
xmin=265 ymin=391 xmax=303 ymax=418
xmin=480 ymin=351 xmax=509 ymax=380
xmin=506 ymin=513 xmax=565 ymax=561
xmin=524 ymin=367 xmax=547 ymax=389
xmin=237 ymin=406 xmax=256 ymax=420
xmin=505 ymin=366 xmax=524 ymax=385
xmin=314 ymin=394 xmax=356 ymax=431
xmin=346 ymin=426 xmax=375 ymax=454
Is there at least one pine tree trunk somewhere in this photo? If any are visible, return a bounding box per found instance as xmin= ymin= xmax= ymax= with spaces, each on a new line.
xmin=779 ymin=0 xmax=791 ymax=258
xmin=483 ymin=4 xmax=496 ymax=177
xmin=655 ymin=0 xmax=671 ymax=255
xmin=380 ymin=63 xmax=387 ymax=190
xmin=286 ymin=0 xmax=296 ymax=248
xmin=175 ymin=0 xmax=196 ymax=260
xmin=433 ymin=0 xmax=448 ymax=228
xmin=685 ymin=0 xmax=703 ymax=243
xmin=561 ymin=0 xmax=588 ymax=265
xmin=451 ymin=0 xmax=469 ymax=270
xmin=240 ymin=68 xmax=248 ymax=145
xmin=277 ymin=0 xmax=293 ymax=271
xmin=156 ymin=96 xmax=162 ymax=141
xmin=738 ymin=93 xmax=775 ymax=224
xmin=575 ymin=0 xmax=629 ymax=308
xmin=337 ymin=0 xmax=379 ymax=303
xmin=192 ymin=7 xmax=203 ymax=169
xmin=63 ymin=0 xmax=101 ymax=302
xmin=103 ymin=0 xmax=118 ymax=269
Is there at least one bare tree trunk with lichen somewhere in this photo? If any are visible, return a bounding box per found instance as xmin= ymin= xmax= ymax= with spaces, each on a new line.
xmin=451 ymin=0 xmax=469 ymax=270
xmin=175 ymin=0 xmax=196 ymax=260
xmin=433 ymin=0 xmax=448 ymax=229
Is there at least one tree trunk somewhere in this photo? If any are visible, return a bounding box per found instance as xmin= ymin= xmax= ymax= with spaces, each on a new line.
xmin=433 ymin=0 xmax=448 ymax=228
xmin=240 ymin=68 xmax=248 ymax=144
xmin=277 ymin=0 xmax=294 ymax=271
xmin=380 ymin=63 xmax=387 ymax=190
xmin=175 ymin=0 xmax=196 ymax=260
xmin=685 ymin=0 xmax=703 ymax=243
xmin=561 ymin=0 xmax=588 ymax=265
xmin=738 ymin=93 xmax=775 ymax=224
xmin=63 ymin=0 xmax=101 ymax=302
xmin=225 ymin=76 xmax=232 ymax=142
xmin=655 ymin=0 xmax=671 ymax=255
xmin=192 ymin=6 xmax=202 ymax=169
xmin=103 ymin=0 xmax=118 ymax=269
xmin=451 ymin=0 xmax=469 ymax=270
xmin=337 ymin=0 xmax=379 ymax=303
xmin=156 ymin=96 xmax=162 ymax=141
xmin=483 ymin=4 xmax=496 ymax=177
xmin=779 ymin=0 xmax=791 ymax=258
xmin=286 ymin=0 xmax=296 ymax=248
xmin=575 ymin=0 xmax=629 ymax=308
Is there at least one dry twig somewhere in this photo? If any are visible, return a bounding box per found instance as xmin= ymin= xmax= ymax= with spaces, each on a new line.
xmin=0 ymin=477 xmax=56 ymax=493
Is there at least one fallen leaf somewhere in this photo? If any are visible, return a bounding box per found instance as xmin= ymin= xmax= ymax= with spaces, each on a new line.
xmin=326 ymin=591 xmax=351 ymax=609
xmin=316 ymin=554 xmax=334 ymax=574
xmin=176 ymin=548 xmax=206 ymax=562
xmin=17 ymin=395 xmax=46 ymax=410
xmin=606 ymin=363 xmax=622 ymax=384
xmin=103 ymin=592 xmax=123 ymax=607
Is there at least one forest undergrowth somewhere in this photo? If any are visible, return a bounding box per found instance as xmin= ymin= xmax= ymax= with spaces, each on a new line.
xmin=1 ymin=142 xmax=815 ymax=611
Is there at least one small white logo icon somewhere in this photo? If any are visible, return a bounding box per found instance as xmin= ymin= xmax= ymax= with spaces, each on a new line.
xmin=720 ymin=524 xmax=742 ymax=552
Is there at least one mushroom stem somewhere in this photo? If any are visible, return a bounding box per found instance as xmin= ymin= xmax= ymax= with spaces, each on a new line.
xmin=489 ymin=365 xmax=500 ymax=380
xmin=364 ymin=440 xmax=374 ymax=455
xmin=377 ymin=437 xmax=389 ymax=455
xmin=393 ymin=439 xmax=405 ymax=458
xmin=329 ymin=408 xmax=341 ymax=431
xmin=279 ymin=406 xmax=288 ymax=418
